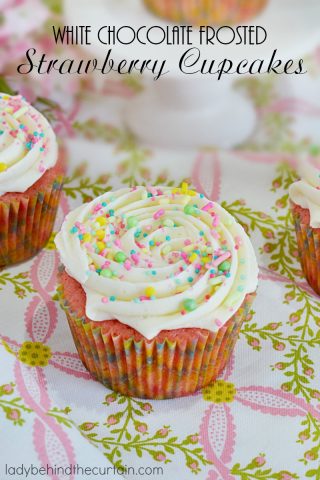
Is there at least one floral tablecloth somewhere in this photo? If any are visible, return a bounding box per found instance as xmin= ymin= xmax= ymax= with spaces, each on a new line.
xmin=1 ymin=2 xmax=320 ymax=480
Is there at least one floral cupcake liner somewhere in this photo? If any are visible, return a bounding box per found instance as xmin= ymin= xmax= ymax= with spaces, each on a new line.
xmin=291 ymin=204 xmax=320 ymax=296
xmin=0 ymin=175 xmax=64 ymax=267
xmin=58 ymin=280 xmax=255 ymax=399
xmin=143 ymin=0 xmax=268 ymax=25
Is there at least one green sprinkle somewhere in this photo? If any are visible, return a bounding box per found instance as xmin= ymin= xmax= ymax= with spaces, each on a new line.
xmin=110 ymin=296 xmax=116 ymax=302
xmin=218 ymin=261 xmax=231 ymax=272
xmin=114 ymin=252 xmax=126 ymax=263
xmin=184 ymin=204 xmax=195 ymax=215
xmin=183 ymin=299 xmax=197 ymax=312
xmin=127 ymin=216 xmax=139 ymax=228
xmin=100 ymin=269 xmax=112 ymax=278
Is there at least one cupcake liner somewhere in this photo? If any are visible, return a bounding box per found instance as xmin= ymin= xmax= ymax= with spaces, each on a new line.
xmin=0 ymin=176 xmax=64 ymax=267
xmin=291 ymin=204 xmax=320 ymax=295
xmin=143 ymin=0 xmax=268 ymax=25
xmin=58 ymin=282 xmax=256 ymax=399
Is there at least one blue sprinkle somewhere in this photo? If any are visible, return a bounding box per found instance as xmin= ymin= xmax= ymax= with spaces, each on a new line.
xmin=110 ymin=296 xmax=116 ymax=302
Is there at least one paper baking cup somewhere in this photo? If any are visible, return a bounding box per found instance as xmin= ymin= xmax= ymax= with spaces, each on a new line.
xmin=58 ymin=282 xmax=255 ymax=399
xmin=0 ymin=176 xmax=64 ymax=267
xmin=291 ymin=203 xmax=320 ymax=296
xmin=143 ymin=0 xmax=268 ymax=25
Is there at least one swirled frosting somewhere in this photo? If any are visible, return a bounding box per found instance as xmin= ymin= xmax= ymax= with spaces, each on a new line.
xmin=289 ymin=151 xmax=320 ymax=228
xmin=55 ymin=186 xmax=258 ymax=339
xmin=0 ymin=93 xmax=58 ymax=195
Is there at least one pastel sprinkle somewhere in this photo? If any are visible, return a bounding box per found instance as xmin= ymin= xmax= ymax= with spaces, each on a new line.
xmin=127 ymin=216 xmax=139 ymax=228
xmin=114 ymin=252 xmax=126 ymax=263
xmin=153 ymin=209 xmax=165 ymax=220
xmin=100 ymin=269 xmax=112 ymax=278
xmin=0 ymin=163 xmax=8 ymax=172
xmin=145 ymin=286 xmax=156 ymax=298
xmin=183 ymin=299 xmax=197 ymax=312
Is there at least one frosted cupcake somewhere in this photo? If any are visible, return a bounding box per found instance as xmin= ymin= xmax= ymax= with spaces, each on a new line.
xmin=143 ymin=0 xmax=268 ymax=25
xmin=0 ymin=93 xmax=65 ymax=266
xmin=289 ymin=150 xmax=320 ymax=295
xmin=55 ymin=185 xmax=258 ymax=399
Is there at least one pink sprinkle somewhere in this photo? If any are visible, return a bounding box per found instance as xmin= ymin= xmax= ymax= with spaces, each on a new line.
xmin=195 ymin=263 xmax=202 ymax=270
xmin=102 ymin=261 xmax=111 ymax=269
xmin=131 ymin=253 xmax=139 ymax=265
xmin=114 ymin=239 xmax=122 ymax=248
xmin=210 ymin=229 xmax=220 ymax=239
xmin=212 ymin=252 xmax=231 ymax=267
xmin=215 ymin=319 xmax=222 ymax=327
xmin=181 ymin=252 xmax=188 ymax=262
xmin=184 ymin=239 xmax=191 ymax=246
xmin=202 ymin=202 xmax=213 ymax=212
xmin=153 ymin=209 xmax=165 ymax=220
xmin=93 ymin=204 xmax=102 ymax=212
xmin=212 ymin=216 xmax=220 ymax=227
xmin=102 ymin=297 xmax=108 ymax=304
xmin=124 ymin=259 xmax=132 ymax=271
xmin=147 ymin=186 xmax=158 ymax=196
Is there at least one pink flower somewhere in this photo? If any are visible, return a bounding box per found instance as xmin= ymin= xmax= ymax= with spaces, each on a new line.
xmin=269 ymin=323 xmax=279 ymax=330
xmin=7 ymin=409 xmax=20 ymax=421
xmin=189 ymin=461 xmax=199 ymax=471
xmin=80 ymin=422 xmax=96 ymax=432
xmin=249 ymin=339 xmax=260 ymax=348
xmin=105 ymin=394 xmax=116 ymax=404
xmin=305 ymin=451 xmax=316 ymax=461
xmin=106 ymin=415 xmax=118 ymax=426
xmin=136 ymin=423 xmax=148 ymax=433
xmin=304 ymin=368 xmax=314 ymax=377
xmin=274 ymin=342 xmax=285 ymax=351
xmin=2 ymin=384 xmax=14 ymax=394
xmin=190 ymin=435 xmax=199 ymax=443
xmin=275 ymin=363 xmax=285 ymax=370
xmin=289 ymin=314 xmax=299 ymax=324
xmin=299 ymin=431 xmax=309 ymax=441
xmin=142 ymin=403 xmax=152 ymax=412
xmin=155 ymin=453 xmax=166 ymax=462
xmin=254 ymin=455 xmax=266 ymax=466
xmin=158 ymin=428 xmax=169 ymax=437
xmin=281 ymin=474 xmax=293 ymax=480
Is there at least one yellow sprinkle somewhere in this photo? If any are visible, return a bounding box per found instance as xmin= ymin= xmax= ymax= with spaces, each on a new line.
xmin=0 ymin=163 xmax=8 ymax=173
xmin=189 ymin=253 xmax=198 ymax=263
xmin=145 ymin=286 xmax=156 ymax=298
xmin=202 ymin=256 xmax=210 ymax=264
xmin=96 ymin=241 xmax=106 ymax=252
xmin=96 ymin=229 xmax=105 ymax=240
xmin=83 ymin=233 xmax=92 ymax=242
xmin=96 ymin=216 xmax=107 ymax=226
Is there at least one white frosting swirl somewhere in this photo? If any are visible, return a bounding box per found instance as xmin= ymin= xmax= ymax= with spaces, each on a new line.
xmin=0 ymin=93 xmax=58 ymax=195
xmin=289 ymin=153 xmax=320 ymax=228
xmin=55 ymin=186 xmax=258 ymax=339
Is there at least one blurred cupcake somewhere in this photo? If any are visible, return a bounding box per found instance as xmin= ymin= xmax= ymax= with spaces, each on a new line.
xmin=289 ymin=149 xmax=320 ymax=295
xmin=143 ymin=0 xmax=268 ymax=25
xmin=55 ymin=185 xmax=258 ymax=399
xmin=0 ymin=93 xmax=65 ymax=266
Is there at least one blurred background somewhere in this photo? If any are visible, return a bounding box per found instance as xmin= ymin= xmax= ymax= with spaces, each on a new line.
xmin=1 ymin=0 xmax=320 ymax=178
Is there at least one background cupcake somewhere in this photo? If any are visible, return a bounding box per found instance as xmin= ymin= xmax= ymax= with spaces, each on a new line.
xmin=55 ymin=186 xmax=258 ymax=399
xmin=0 ymin=93 xmax=65 ymax=266
xmin=289 ymin=149 xmax=320 ymax=295
xmin=143 ymin=0 xmax=268 ymax=25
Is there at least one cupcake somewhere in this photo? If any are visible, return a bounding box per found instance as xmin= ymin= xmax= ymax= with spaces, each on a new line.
xmin=289 ymin=150 xmax=320 ymax=295
xmin=143 ymin=0 xmax=268 ymax=25
xmin=55 ymin=185 xmax=258 ymax=399
xmin=0 ymin=93 xmax=65 ymax=266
